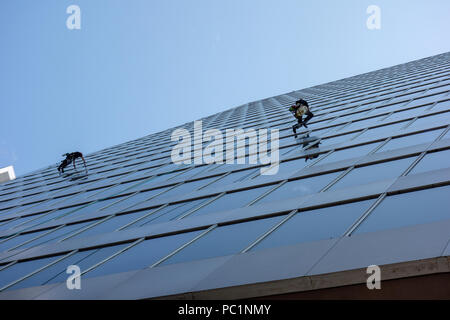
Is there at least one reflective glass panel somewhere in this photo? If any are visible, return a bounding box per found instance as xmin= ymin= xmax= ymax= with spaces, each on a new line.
xmin=329 ymin=157 xmax=415 ymax=190
xmin=255 ymin=171 xmax=342 ymax=205
xmin=251 ymin=199 xmax=375 ymax=251
xmin=314 ymin=143 xmax=379 ymax=166
xmin=161 ymin=215 xmax=285 ymax=265
xmin=376 ymin=130 xmax=442 ymax=153
xmin=188 ymin=186 xmax=274 ymax=218
xmin=354 ymin=185 xmax=450 ymax=234
xmin=408 ymin=149 xmax=450 ymax=175
xmin=84 ymin=230 xmax=202 ymax=278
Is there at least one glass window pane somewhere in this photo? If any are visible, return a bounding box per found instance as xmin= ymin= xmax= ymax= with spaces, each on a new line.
xmin=12 ymin=243 xmax=128 ymax=288
xmin=155 ymin=177 xmax=217 ymax=199
xmin=0 ymin=214 xmax=44 ymax=232
xmin=161 ymin=216 xmax=285 ymax=265
xmin=443 ymin=129 xmax=450 ymax=140
xmin=197 ymin=164 xmax=227 ymax=175
xmin=204 ymin=168 xmax=258 ymax=189
xmin=0 ymin=199 xmax=22 ymax=212
xmin=114 ymin=177 xmax=157 ymax=194
xmin=376 ymin=130 xmax=442 ymax=153
xmin=255 ymin=171 xmax=342 ymax=205
xmin=121 ymin=169 xmax=183 ymax=187
xmin=10 ymin=206 xmax=87 ymax=232
xmin=124 ymin=199 xmax=211 ymax=229
xmin=99 ymin=187 xmax=170 ymax=214
xmin=407 ymin=111 xmax=450 ymax=130
xmin=281 ymin=144 xmax=301 ymax=156
xmin=314 ymin=143 xmax=378 ymax=166
xmin=188 ymin=186 xmax=274 ymax=218
xmin=63 ymin=212 xmax=148 ymax=240
xmin=54 ymin=198 xmax=118 ymax=220
xmin=84 ymin=230 xmax=202 ymax=278
xmin=6 ymin=221 xmax=93 ymax=252
xmin=0 ymin=255 xmax=59 ymax=290
xmin=408 ymin=149 xmax=450 ymax=175
xmin=320 ymin=131 xmax=360 ymax=147
xmin=329 ymin=157 xmax=416 ymax=190
xmin=256 ymin=157 xmax=309 ymax=179
xmin=7 ymin=251 xmax=89 ymax=291
xmin=16 ymin=197 xmax=71 ymax=216
xmin=17 ymin=199 xmax=118 ymax=231
xmin=406 ymin=91 xmax=450 ymax=107
xmin=279 ymin=136 xmax=296 ymax=148
xmin=0 ymin=230 xmax=48 ymax=252
xmin=251 ymin=199 xmax=375 ymax=251
xmin=354 ymin=121 xmax=406 ymax=141
xmin=386 ymin=90 xmax=424 ymax=105
xmin=83 ymin=184 xmax=131 ymax=200
xmin=172 ymin=165 xmax=211 ymax=180
xmin=429 ymin=100 xmax=450 ymax=113
xmin=383 ymin=105 xmax=427 ymax=123
xmin=148 ymin=163 xmax=186 ymax=176
xmin=344 ymin=115 xmax=387 ymax=132
xmin=424 ymin=85 xmax=450 ymax=97
xmin=354 ymin=185 xmax=450 ymax=234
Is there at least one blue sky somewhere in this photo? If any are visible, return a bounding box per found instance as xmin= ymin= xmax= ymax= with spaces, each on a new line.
xmin=1 ymin=0 xmax=450 ymax=177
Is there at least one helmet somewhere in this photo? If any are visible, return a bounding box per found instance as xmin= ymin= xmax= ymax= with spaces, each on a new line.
xmin=296 ymin=99 xmax=308 ymax=107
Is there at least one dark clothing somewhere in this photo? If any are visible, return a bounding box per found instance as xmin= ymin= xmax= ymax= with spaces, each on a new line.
xmin=58 ymin=152 xmax=86 ymax=173
xmin=300 ymin=110 xmax=314 ymax=124
xmin=290 ymin=100 xmax=314 ymax=137
xmin=57 ymin=159 xmax=68 ymax=173
xmin=292 ymin=110 xmax=314 ymax=136
xmin=296 ymin=99 xmax=309 ymax=107
xmin=68 ymin=152 xmax=83 ymax=161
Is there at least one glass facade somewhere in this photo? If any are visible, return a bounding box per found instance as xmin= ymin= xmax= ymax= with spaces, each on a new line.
xmin=1 ymin=52 xmax=450 ymax=296
xmin=354 ymin=185 xmax=450 ymax=234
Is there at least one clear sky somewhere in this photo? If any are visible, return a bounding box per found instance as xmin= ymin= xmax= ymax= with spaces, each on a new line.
xmin=1 ymin=0 xmax=450 ymax=177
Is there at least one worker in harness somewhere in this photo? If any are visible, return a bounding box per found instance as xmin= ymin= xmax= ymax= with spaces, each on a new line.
xmin=289 ymin=99 xmax=314 ymax=138
xmin=57 ymin=152 xmax=87 ymax=174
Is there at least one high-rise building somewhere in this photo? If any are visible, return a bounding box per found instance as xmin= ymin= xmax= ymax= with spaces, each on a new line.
xmin=0 ymin=52 xmax=449 ymax=299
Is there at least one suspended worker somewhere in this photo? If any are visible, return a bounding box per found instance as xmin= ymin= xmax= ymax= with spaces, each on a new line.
xmin=57 ymin=152 xmax=87 ymax=173
xmin=289 ymin=99 xmax=314 ymax=138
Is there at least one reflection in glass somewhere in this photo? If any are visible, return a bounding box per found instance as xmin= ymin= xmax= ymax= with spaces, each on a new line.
xmin=315 ymin=143 xmax=378 ymax=166
xmin=0 ymin=255 xmax=59 ymax=290
xmin=123 ymin=199 xmax=211 ymax=228
xmin=251 ymin=199 xmax=375 ymax=251
xmin=5 ymin=244 xmax=128 ymax=291
xmin=354 ymin=185 xmax=450 ymax=234
xmin=161 ymin=215 xmax=285 ymax=265
xmin=376 ymin=130 xmax=442 ymax=153
xmin=188 ymin=185 xmax=274 ymax=218
xmin=329 ymin=157 xmax=415 ymax=190
xmin=408 ymin=149 xmax=450 ymax=175
xmin=255 ymin=171 xmax=342 ymax=205
xmin=84 ymin=230 xmax=202 ymax=278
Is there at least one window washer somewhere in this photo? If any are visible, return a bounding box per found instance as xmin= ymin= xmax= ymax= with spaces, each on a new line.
xmin=57 ymin=152 xmax=87 ymax=173
xmin=289 ymin=99 xmax=314 ymax=138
